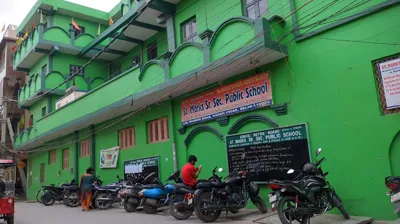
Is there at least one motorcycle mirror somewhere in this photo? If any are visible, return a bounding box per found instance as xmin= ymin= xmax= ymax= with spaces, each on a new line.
xmin=287 ymin=169 xmax=295 ymax=174
xmin=316 ymin=148 xmax=322 ymax=156
xmin=218 ymin=168 xmax=223 ymax=173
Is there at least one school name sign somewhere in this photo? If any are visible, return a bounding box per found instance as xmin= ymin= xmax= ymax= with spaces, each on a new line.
xmin=181 ymin=73 xmax=273 ymax=126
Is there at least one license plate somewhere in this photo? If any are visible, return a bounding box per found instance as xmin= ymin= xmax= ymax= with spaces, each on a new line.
xmin=391 ymin=192 xmax=400 ymax=203
xmin=269 ymin=194 xmax=277 ymax=204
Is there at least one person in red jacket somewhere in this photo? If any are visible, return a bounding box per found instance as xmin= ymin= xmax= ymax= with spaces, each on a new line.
xmin=182 ymin=155 xmax=202 ymax=188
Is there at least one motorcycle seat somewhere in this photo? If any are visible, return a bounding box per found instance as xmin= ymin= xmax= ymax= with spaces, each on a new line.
xmin=176 ymin=183 xmax=192 ymax=189
xmin=211 ymin=182 xmax=226 ymax=188
xmin=143 ymin=184 xmax=164 ymax=189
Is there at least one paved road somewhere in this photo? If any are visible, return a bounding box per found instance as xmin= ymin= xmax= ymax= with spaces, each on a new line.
xmin=12 ymin=202 xmax=258 ymax=224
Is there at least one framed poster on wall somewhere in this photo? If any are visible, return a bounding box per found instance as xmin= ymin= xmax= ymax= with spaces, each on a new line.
xmin=373 ymin=54 xmax=400 ymax=114
xmin=99 ymin=147 xmax=119 ymax=169
xmin=226 ymin=123 xmax=311 ymax=183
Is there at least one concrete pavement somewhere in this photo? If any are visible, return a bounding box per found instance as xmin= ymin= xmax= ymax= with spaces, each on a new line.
xmin=11 ymin=202 xmax=376 ymax=224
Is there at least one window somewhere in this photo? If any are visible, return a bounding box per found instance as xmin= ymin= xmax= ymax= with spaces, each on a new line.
xmin=80 ymin=139 xmax=90 ymax=157
xmin=29 ymin=114 xmax=33 ymax=127
xmin=119 ymin=127 xmax=135 ymax=149
xmin=49 ymin=150 xmax=56 ymax=164
xmin=62 ymin=149 xmax=69 ymax=170
xmin=148 ymin=117 xmax=169 ymax=143
xmin=182 ymin=17 xmax=197 ymax=42
xmin=29 ymin=160 xmax=32 ymax=187
xmin=40 ymin=163 xmax=45 ymax=184
xmin=69 ymin=65 xmax=84 ymax=76
xmin=42 ymin=106 xmax=47 ymax=117
xmin=41 ymin=64 xmax=47 ymax=76
xmin=147 ymin=42 xmax=157 ymax=61
xmin=244 ymin=0 xmax=268 ymax=20
xmin=70 ymin=24 xmax=85 ymax=37
xmin=132 ymin=56 xmax=140 ymax=67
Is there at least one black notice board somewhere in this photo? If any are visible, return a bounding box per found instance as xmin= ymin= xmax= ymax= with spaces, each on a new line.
xmin=124 ymin=156 xmax=159 ymax=180
xmin=226 ymin=124 xmax=311 ymax=182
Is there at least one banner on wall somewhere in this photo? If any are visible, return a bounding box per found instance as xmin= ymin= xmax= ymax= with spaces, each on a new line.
xmin=181 ymin=73 xmax=273 ymax=126
xmin=378 ymin=58 xmax=400 ymax=109
xmin=99 ymin=147 xmax=119 ymax=169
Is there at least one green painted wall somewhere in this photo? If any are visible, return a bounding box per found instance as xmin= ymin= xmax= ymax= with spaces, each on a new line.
xmin=22 ymin=0 xmax=400 ymax=221
xmin=53 ymin=14 xmax=107 ymax=39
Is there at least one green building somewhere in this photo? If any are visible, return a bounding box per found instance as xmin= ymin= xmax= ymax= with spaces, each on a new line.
xmin=12 ymin=0 xmax=400 ymax=220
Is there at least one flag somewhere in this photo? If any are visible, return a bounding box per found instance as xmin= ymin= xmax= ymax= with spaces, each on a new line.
xmin=16 ymin=37 xmax=23 ymax=46
xmin=23 ymin=30 xmax=28 ymax=39
xmin=12 ymin=45 xmax=17 ymax=52
xmin=19 ymin=115 xmax=24 ymax=130
xmin=71 ymin=18 xmax=81 ymax=31
xmin=40 ymin=10 xmax=44 ymax=23
xmin=97 ymin=23 xmax=101 ymax=36
xmin=1 ymin=23 xmax=5 ymax=32
xmin=109 ymin=17 xmax=114 ymax=26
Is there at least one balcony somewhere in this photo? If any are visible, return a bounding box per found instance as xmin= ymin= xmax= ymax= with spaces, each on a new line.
xmin=14 ymin=15 xmax=288 ymax=149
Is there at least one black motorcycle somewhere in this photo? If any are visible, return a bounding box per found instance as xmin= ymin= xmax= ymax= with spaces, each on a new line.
xmin=385 ymin=176 xmax=400 ymax=215
xmin=267 ymin=148 xmax=349 ymax=224
xmin=92 ymin=175 xmax=126 ymax=210
xmin=193 ymin=165 xmax=268 ymax=223
xmin=167 ymin=167 xmax=224 ymax=220
xmin=123 ymin=172 xmax=152 ymax=212
xmin=41 ymin=179 xmax=77 ymax=206
xmin=63 ymin=184 xmax=80 ymax=207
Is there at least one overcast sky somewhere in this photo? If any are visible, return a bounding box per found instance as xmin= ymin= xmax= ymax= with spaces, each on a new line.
xmin=0 ymin=0 xmax=120 ymax=28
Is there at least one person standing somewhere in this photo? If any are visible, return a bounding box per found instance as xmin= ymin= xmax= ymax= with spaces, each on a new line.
xmin=80 ymin=167 xmax=95 ymax=211
xmin=182 ymin=155 xmax=202 ymax=188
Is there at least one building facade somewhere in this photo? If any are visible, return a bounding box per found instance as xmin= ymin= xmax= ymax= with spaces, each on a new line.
xmin=13 ymin=0 xmax=400 ymax=220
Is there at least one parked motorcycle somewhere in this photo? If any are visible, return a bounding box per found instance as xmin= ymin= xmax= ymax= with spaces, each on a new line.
xmin=123 ymin=172 xmax=154 ymax=212
xmin=138 ymin=171 xmax=182 ymax=214
xmin=385 ymin=176 xmax=400 ymax=215
xmin=267 ymin=148 xmax=349 ymax=224
xmin=165 ymin=167 xmax=224 ymax=220
xmin=93 ymin=175 xmax=126 ymax=210
xmin=193 ymin=164 xmax=268 ymax=223
xmin=63 ymin=184 xmax=80 ymax=207
xmin=41 ymin=179 xmax=77 ymax=206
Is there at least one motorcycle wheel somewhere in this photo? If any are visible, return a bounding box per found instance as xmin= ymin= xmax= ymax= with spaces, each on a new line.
xmin=41 ymin=193 xmax=55 ymax=206
xmin=251 ymin=195 xmax=268 ymax=214
xmin=124 ymin=201 xmax=138 ymax=212
xmin=337 ymin=205 xmax=350 ymax=219
xmin=6 ymin=216 xmax=14 ymax=224
xmin=277 ymin=196 xmax=309 ymax=224
xmin=194 ymin=191 xmax=221 ymax=223
xmin=170 ymin=202 xmax=193 ymax=220
xmin=36 ymin=189 xmax=45 ymax=204
xmin=66 ymin=192 xmax=81 ymax=207
xmin=95 ymin=193 xmax=112 ymax=210
xmin=144 ymin=204 xmax=158 ymax=214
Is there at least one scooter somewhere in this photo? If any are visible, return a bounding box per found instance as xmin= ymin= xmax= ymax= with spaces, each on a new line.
xmin=122 ymin=172 xmax=155 ymax=212
xmin=385 ymin=176 xmax=400 ymax=215
xmin=138 ymin=171 xmax=182 ymax=214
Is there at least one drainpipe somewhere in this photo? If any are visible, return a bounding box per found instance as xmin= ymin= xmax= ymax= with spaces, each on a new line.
xmin=74 ymin=131 xmax=79 ymax=182
xmin=169 ymin=101 xmax=177 ymax=172
xmin=90 ymin=125 xmax=95 ymax=170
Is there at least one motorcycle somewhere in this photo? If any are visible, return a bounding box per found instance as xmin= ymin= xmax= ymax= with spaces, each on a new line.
xmin=165 ymin=167 xmax=225 ymax=220
xmin=41 ymin=179 xmax=77 ymax=206
xmin=267 ymin=148 xmax=349 ymax=224
xmin=63 ymin=184 xmax=80 ymax=207
xmin=385 ymin=176 xmax=400 ymax=215
xmin=93 ymin=175 xmax=126 ymax=210
xmin=122 ymin=172 xmax=154 ymax=212
xmin=138 ymin=171 xmax=182 ymax=214
xmin=193 ymin=165 xmax=268 ymax=223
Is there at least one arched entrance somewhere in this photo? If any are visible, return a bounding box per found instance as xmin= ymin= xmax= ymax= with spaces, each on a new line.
xmin=389 ymin=130 xmax=400 ymax=176
xmin=185 ymin=126 xmax=228 ymax=179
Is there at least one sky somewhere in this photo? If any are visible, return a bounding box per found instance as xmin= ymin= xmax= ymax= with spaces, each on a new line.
xmin=0 ymin=0 xmax=120 ymax=28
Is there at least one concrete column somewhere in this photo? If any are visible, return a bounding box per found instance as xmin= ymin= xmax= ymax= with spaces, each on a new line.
xmin=74 ymin=131 xmax=79 ymax=181
xmin=90 ymin=125 xmax=95 ymax=169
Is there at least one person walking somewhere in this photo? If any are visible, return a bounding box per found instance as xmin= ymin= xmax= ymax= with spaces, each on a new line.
xmin=80 ymin=167 xmax=95 ymax=211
